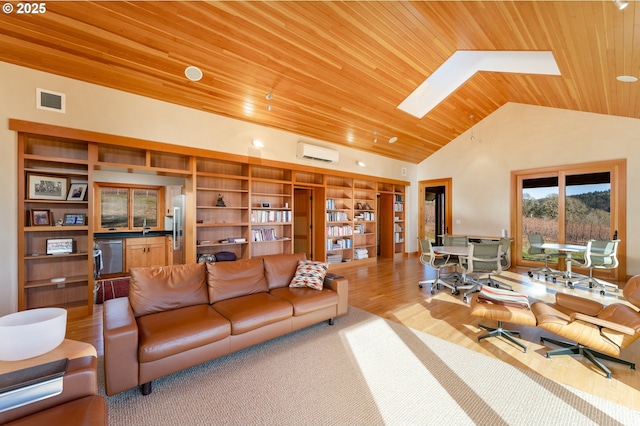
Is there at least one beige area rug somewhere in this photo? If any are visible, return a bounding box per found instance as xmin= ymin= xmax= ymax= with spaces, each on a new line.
xmin=102 ymin=307 xmax=640 ymax=425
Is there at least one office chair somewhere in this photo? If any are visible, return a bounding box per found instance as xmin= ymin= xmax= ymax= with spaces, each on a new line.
xmin=526 ymin=233 xmax=565 ymax=282
xmin=531 ymin=275 xmax=640 ymax=379
xmin=417 ymin=238 xmax=459 ymax=295
xmin=568 ymin=239 xmax=620 ymax=296
xmin=441 ymin=235 xmax=468 ymax=282
xmin=483 ymin=237 xmax=514 ymax=290
xmin=456 ymin=243 xmax=504 ymax=303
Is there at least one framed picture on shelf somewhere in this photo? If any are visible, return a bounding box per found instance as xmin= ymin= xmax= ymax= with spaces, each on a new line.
xmin=30 ymin=209 xmax=51 ymax=226
xmin=46 ymin=238 xmax=74 ymax=255
xmin=261 ymin=202 xmax=271 ymax=208
xmin=27 ymin=174 xmax=68 ymax=201
xmin=66 ymin=183 xmax=88 ymax=201
xmin=64 ymin=213 xmax=86 ymax=226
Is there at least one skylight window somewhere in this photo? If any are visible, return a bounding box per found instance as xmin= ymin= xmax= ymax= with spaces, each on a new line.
xmin=398 ymin=51 xmax=561 ymax=118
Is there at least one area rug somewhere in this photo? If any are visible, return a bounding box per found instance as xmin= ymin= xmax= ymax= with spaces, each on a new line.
xmin=102 ymin=307 xmax=640 ymax=425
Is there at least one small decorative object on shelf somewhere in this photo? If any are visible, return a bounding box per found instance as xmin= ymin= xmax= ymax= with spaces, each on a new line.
xmin=66 ymin=183 xmax=88 ymax=201
xmin=30 ymin=209 xmax=51 ymax=226
xmin=216 ymin=194 xmax=226 ymax=207
xmin=46 ymin=238 xmax=74 ymax=255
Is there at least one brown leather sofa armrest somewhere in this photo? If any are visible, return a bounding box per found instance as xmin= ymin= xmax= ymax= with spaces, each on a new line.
xmin=103 ymin=297 xmax=140 ymax=396
xmin=324 ymin=275 xmax=348 ymax=316
xmin=555 ymin=293 xmax=603 ymax=316
xmin=572 ymin=312 xmax=636 ymax=335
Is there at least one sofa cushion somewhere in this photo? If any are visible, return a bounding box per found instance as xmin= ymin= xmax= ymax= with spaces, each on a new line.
xmin=212 ymin=293 xmax=293 ymax=335
xmin=289 ymin=260 xmax=329 ymax=291
xmin=270 ymin=287 xmax=339 ymax=316
xmin=129 ymin=263 xmax=208 ymax=318
xmin=263 ymin=253 xmax=306 ymax=289
xmin=206 ymin=258 xmax=268 ymax=303
xmin=137 ymin=304 xmax=231 ymax=363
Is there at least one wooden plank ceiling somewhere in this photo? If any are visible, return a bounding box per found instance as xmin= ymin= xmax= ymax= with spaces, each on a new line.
xmin=1 ymin=1 xmax=639 ymax=164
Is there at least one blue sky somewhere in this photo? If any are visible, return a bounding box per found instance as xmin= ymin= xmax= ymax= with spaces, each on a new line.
xmin=524 ymin=183 xmax=610 ymax=200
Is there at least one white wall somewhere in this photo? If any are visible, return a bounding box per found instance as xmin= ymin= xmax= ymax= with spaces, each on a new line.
xmin=0 ymin=62 xmax=413 ymax=316
xmin=418 ymin=102 xmax=640 ymax=275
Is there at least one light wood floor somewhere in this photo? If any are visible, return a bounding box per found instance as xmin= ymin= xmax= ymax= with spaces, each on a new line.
xmin=68 ymin=256 xmax=640 ymax=412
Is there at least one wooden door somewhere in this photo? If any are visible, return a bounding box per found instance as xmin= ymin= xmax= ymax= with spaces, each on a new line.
xmin=294 ymin=188 xmax=312 ymax=258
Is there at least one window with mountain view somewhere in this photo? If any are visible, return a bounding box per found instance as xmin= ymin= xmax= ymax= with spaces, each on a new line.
xmin=514 ymin=160 xmax=624 ymax=272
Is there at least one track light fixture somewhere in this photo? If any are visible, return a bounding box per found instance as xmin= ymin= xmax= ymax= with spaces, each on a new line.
xmin=613 ymin=0 xmax=629 ymax=11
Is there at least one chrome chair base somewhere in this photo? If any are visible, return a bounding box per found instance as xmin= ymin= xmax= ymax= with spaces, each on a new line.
xmin=540 ymin=336 xmax=636 ymax=379
xmin=478 ymin=321 xmax=528 ymax=352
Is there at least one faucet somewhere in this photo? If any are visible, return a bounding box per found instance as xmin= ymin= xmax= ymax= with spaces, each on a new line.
xmin=142 ymin=219 xmax=150 ymax=235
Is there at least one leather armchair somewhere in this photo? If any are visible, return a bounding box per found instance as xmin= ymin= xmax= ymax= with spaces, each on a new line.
xmin=531 ymin=275 xmax=640 ymax=378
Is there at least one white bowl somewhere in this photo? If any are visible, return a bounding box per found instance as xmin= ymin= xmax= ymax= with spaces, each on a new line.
xmin=0 ymin=308 xmax=67 ymax=361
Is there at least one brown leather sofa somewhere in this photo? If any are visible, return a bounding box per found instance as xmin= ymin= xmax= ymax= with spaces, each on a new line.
xmin=103 ymin=253 xmax=348 ymax=396
xmin=0 ymin=355 xmax=107 ymax=426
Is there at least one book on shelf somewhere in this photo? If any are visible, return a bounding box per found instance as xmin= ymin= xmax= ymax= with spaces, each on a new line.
xmin=252 ymin=228 xmax=278 ymax=242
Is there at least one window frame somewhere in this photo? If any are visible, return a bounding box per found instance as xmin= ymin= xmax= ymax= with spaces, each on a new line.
xmin=511 ymin=159 xmax=626 ymax=281
xmin=94 ymin=182 xmax=165 ymax=232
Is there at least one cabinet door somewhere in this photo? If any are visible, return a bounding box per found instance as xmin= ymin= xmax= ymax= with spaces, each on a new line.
xmin=146 ymin=237 xmax=167 ymax=267
xmin=125 ymin=239 xmax=148 ymax=271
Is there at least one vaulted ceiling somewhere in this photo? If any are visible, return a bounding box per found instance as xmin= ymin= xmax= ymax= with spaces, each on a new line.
xmin=1 ymin=1 xmax=639 ymax=163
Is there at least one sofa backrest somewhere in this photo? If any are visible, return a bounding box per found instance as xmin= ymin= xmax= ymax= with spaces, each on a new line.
xmin=262 ymin=253 xmax=306 ymax=289
xmin=129 ymin=263 xmax=208 ymax=317
xmin=206 ymin=257 xmax=268 ymax=303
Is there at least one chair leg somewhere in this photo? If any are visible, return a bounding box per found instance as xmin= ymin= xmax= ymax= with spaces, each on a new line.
xmin=540 ymin=336 xmax=636 ymax=379
xmin=419 ymin=268 xmax=459 ymax=295
xmin=477 ymin=321 xmax=528 ymax=352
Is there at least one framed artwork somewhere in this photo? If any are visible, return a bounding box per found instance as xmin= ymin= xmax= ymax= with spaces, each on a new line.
xmin=64 ymin=213 xmax=87 ymax=226
xmin=30 ymin=209 xmax=51 ymax=226
xmin=261 ymin=202 xmax=271 ymax=208
xmin=46 ymin=238 xmax=74 ymax=255
xmin=27 ymin=174 xmax=68 ymax=201
xmin=67 ymin=183 xmax=88 ymax=201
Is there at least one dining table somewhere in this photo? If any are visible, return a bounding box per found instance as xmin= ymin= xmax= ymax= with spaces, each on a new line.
xmin=532 ymin=242 xmax=587 ymax=282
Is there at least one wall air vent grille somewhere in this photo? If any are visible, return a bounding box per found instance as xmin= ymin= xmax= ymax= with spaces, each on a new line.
xmin=36 ymin=88 xmax=65 ymax=113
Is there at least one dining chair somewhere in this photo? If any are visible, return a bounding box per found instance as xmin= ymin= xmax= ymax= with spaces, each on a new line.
xmin=526 ymin=233 xmax=565 ymax=282
xmin=456 ymin=243 xmax=504 ymax=303
xmin=568 ymin=239 xmax=620 ymax=295
xmin=417 ymin=238 xmax=459 ymax=295
xmin=441 ymin=235 xmax=468 ymax=282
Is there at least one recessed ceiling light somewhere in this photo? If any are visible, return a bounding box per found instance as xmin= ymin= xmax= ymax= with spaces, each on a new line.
xmin=388 ymin=137 xmax=398 ymax=144
xmin=252 ymin=139 xmax=264 ymax=148
xmin=184 ymin=66 xmax=203 ymax=82
xmin=356 ymin=160 xmax=366 ymax=167
xmin=616 ymin=75 xmax=638 ymax=83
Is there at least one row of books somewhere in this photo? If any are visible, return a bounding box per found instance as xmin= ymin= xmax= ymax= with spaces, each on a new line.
xmin=395 ymin=194 xmax=404 ymax=203
xmin=251 ymin=210 xmax=291 ymax=223
xmin=327 ymin=225 xmax=353 ymax=237
xmin=327 ymin=238 xmax=352 ymax=250
xmin=394 ymin=202 xmax=404 ymax=212
xmin=354 ymin=212 xmax=375 ymax=221
xmin=252 ymin=228 xmax=278 ymax=241
xmin=326 ymin=211 xmax=349 ymax=222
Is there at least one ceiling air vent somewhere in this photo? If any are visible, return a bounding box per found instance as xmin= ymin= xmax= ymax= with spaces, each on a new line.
xmin=36 ymin=88 xmax=65 ymax=113
xmin=296 ymin=142 xmax=339 ymax=163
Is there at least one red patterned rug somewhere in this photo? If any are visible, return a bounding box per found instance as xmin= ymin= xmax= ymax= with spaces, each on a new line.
xmin=94 ymin=277 xmax=130 ymax=304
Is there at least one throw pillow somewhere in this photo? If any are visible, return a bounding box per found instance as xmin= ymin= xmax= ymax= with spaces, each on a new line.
xmin=290 ymin=260 xmax=329 ymax=291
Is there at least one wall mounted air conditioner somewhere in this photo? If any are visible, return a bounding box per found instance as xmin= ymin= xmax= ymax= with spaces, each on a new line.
xmin=296 ymin=142 xmax=339 ymax=163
